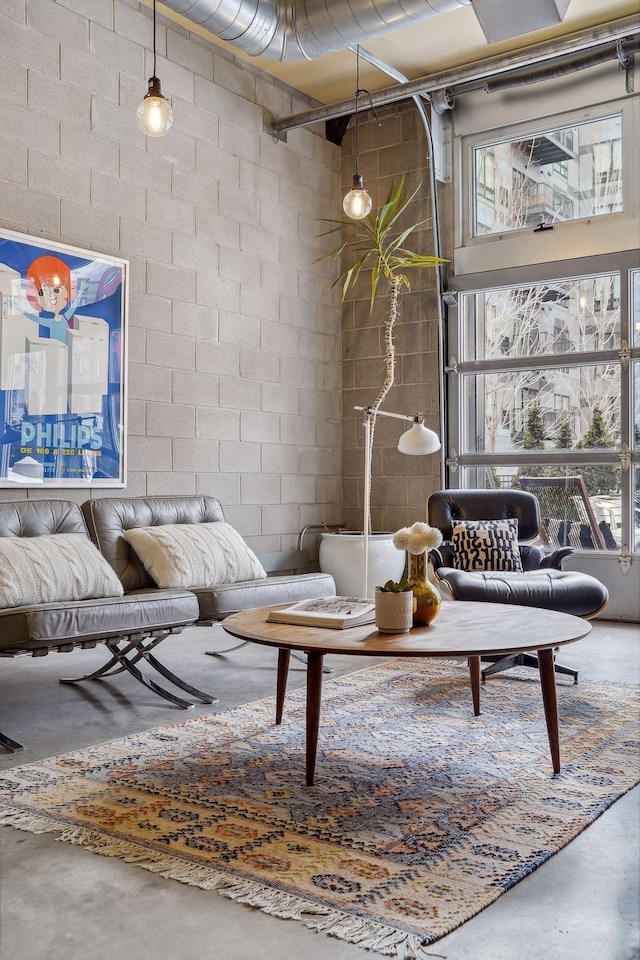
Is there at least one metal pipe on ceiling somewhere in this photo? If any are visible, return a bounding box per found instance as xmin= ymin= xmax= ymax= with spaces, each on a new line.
xmin=486 ymin=34 xmax=640 ymax=91
xmin=159 ymin=0 xmax=470 ymax=61
xmin=268 ymin=14 xmax=640 ymax=136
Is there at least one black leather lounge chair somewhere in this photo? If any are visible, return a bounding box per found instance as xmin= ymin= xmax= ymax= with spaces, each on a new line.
xmin=427 ymin=488 xmax=609 ymax=683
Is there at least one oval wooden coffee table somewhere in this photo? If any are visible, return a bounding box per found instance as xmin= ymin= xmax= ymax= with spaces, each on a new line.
xmin=222 ymin=601 xmax=591 ymax=785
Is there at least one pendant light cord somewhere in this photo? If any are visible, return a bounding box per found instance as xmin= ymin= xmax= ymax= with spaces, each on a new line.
xmin=353 ymin=44 xmax=381 ymax=173
xmin=153 ymin=0 xmax=157 ymax=77
xmin=354 ymin=44 xmax=361 ymax=174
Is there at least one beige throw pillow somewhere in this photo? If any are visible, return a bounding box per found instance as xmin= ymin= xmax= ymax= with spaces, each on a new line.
xmin=0 ymin=533 xmax=124 ymax=609
xmin=123 ymin=522 xmax=267 ymax=589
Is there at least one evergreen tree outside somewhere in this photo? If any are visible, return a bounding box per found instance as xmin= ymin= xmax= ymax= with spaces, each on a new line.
xmin=555 ymin=418 xmax=573 ymax=449
xmin=516 ymin=401 xmax=546 ymax=484
xmin=577 ymin=405 xmax=620 ymax=495
xmin=523 ymin=401 xmax=545 ymax=449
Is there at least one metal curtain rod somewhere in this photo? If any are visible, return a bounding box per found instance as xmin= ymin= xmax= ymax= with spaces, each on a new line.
xmin=268 ymin=13 xmax=639 ymax=136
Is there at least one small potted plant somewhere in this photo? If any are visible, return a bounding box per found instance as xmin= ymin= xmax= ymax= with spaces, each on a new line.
xmin=393 ymin=522 xmax=443 ymax=625
xmin=374 ymin=579 xmax=413 ymax=634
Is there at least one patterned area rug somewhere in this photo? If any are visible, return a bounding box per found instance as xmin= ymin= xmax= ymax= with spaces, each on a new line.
xmin=1 ymin=660 xmax=638 ymax=959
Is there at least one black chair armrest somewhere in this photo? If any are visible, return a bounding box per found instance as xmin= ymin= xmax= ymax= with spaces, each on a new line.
xmin=540 ymin=547 xmax=574 ymax=569
xmin=519 ymin=544 xmax=545 ymax=570
xmin=430 ymin=548 xmax=445 ymax=571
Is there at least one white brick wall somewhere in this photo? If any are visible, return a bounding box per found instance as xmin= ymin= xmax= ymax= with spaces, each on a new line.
xmin=0 ymin=0 xmax=343 ymax=549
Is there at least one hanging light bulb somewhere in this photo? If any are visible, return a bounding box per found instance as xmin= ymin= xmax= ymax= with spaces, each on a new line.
xmin=343 ymin=46 xmax=372 ymax=221
xmin=343 ymin=173 xmax=372 ymax=220
xmin=137 ymin=0 xmax=173 ymax=138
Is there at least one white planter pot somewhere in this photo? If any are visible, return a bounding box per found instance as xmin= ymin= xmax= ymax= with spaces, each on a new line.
xmin=319 ymin=532 xmax=406 ymax=599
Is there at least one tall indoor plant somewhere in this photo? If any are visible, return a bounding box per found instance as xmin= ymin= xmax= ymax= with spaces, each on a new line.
xmin=317 ymin=178 xmax=446 ymax=596
xmin=321 ymin=176 xmax=446 ymax=534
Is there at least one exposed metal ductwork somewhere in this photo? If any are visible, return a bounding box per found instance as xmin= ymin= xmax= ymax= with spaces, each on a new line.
xmin=159 ymin=0 xmax=470 ymax=61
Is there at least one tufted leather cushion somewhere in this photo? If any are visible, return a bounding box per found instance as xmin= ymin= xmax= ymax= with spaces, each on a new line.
xmin=428 ymin=489 xmax=541 ymax=542
xmin=0 ymin=499 xmax=89 ymax=539
xmin=434 ymin=567 xmax=608 ymax=619
xmin=0 ymin=588 xmax=199 ymax=653
xmin=82 ymin=496 xmax=226 ymax=592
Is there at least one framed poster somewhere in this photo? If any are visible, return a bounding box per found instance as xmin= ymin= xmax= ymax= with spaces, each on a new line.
xmin=0 ymin=229 xmax=127 ymax=487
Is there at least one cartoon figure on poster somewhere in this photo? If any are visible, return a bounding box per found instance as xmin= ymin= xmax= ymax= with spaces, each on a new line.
xmin=0 ymin=231 xmax=126 ymax=486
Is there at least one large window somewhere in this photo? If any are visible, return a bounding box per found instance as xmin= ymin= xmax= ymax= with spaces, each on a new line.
xmin=451 ymin=77 xmax=639 ymax=619
xmin=473 ymin=114 xmax=623 ymax=237
xmin=447 ymin=107 xmax=640 ymax=568
xmin=456 ymin=268 xmax=629 ymax=552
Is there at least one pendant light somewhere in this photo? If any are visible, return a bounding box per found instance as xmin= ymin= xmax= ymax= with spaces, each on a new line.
xmin=136 ymin=0 xmax=173 ymax=138
xmin=342 ymin=45 xmax=372 ymax=220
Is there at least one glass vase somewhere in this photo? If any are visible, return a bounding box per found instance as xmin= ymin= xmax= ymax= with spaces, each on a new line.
xmin=408 ymin=551 xmax=441 ymax=626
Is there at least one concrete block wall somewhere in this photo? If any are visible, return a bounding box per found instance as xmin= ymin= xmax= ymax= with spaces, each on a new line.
xmin=340 ymin=101 xmax=448 ymax=533
xmin=0 ymin=0 xmax=343 ymax=556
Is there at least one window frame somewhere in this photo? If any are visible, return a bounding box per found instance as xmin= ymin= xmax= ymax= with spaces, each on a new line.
xmin=445 ymin=251 xmax=639 ymax=556
xmin=454 ymin=96 xmax=638 ymax=278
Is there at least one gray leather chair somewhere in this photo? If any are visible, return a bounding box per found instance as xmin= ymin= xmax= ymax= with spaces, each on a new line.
xmin=82 ymin=495 xmax=337 ymax=674
xmin=81 ymin=495 xmax=336 ymax=623
xmin=427 ymin=489 xmax=609 ymax=682
xmin=0 ymin=500 xmax=201 ymax=752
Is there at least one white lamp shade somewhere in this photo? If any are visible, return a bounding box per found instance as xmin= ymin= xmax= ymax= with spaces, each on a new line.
xmin=397 ymin=422 xmax=441 ymax=456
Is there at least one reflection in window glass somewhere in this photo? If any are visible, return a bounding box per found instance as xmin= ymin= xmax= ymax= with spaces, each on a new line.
xmin=633 ymin=360 xmax=640 ymax=451
xmin=461 ymin=465 xmax=622 ymax=552
xmin=462 ymin=365 xmax=620 ymax=455
xmin=633 ymin=269 xmax=640 ymax=349
xmin=635 ymin=467 xmax=640 ymax=551
xmin=473 ymin=114 xmax=622 ymax=237
xmin=463 ymin=275 xmax=620 ymax=361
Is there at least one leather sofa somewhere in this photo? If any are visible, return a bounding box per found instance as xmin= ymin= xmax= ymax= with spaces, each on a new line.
xmin=1 ymin=495 xmax=336 ymax=752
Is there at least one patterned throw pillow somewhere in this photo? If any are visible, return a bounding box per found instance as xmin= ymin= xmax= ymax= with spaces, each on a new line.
xmin=0 ymin=533 xmax=124 ymax=609
xmin=451 ymin=518 xmax=523 ymax=572
xmin=123 ymin=522 xmax=267 ymax=589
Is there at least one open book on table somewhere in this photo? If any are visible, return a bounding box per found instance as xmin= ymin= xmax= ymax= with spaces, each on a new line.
xmin=266 ymin=596 xmax=375 ymax=629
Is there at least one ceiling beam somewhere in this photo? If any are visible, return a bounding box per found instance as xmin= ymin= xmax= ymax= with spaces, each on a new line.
xmin=268 ymin=13 xmax=639 ymax=137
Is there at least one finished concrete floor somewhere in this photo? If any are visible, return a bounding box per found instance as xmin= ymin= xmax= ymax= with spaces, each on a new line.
xmin=1 ymin=617 xmax=638 ymax=960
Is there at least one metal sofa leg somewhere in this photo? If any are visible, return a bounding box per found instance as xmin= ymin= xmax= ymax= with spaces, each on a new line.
xmin=61 ymin=633 xmax=216 ymax=707
xmin=0 ymin=730 xmax=24 ymax=752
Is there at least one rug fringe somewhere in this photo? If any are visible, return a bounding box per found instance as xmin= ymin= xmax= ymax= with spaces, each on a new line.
xmin=0 ymin=803 xmax=438 ymax=959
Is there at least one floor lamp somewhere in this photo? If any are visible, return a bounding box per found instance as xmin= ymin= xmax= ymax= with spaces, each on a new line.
xmin=354 ymin=405 xmax=441 ymax=597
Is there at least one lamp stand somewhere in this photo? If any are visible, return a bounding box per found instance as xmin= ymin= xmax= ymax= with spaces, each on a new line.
xmin=362 ymin=414 xmax=372 ymax=598
xmin=355 ymin=404 xmax=441 ymax=599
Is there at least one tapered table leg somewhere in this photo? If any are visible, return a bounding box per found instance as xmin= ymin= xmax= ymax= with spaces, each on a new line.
xmin=538 ymin=647 xmax=561 ymax=774
xmin=276 ymin=648 xmax=290 ymax=725
xmin=469 ymin=655 xmax=481 ymax=716
xmin=305 ymin=651 xmax=325 ymax=786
